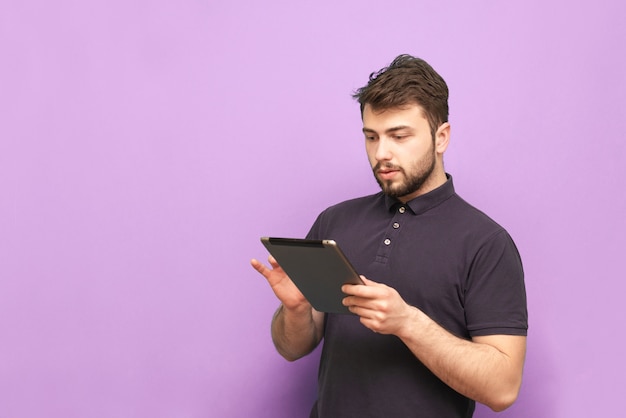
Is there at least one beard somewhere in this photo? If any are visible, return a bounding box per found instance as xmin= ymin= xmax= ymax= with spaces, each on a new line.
xmin=373 ymin=147 xmax=436 ymax=200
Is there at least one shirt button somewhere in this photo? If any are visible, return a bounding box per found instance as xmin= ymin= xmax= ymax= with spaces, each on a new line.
xmin=398 ymin=207 xmax=406 ymax=214
xmin=384 ymin=239 xmax=391 ymax=245
xmin=393 ymin=222 xmax=400 ymax=229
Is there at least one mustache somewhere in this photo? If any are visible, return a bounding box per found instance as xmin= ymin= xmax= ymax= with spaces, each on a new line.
xmin=374 ymin=162 xmax=402 ymax=171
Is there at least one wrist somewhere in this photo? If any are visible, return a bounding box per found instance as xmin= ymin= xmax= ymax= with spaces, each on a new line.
xmin=396 ymin=305 xmax=426 ymax=340
xmin=280 ymin=301 xmax=313 ymax=317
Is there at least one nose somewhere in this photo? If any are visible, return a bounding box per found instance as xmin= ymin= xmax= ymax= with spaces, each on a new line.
xmin=374 ymin=137 xmax=392 ymax=162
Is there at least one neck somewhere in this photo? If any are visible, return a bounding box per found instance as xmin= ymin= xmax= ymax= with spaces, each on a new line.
xmin=398 ymin=167 xmax=447 ymax=203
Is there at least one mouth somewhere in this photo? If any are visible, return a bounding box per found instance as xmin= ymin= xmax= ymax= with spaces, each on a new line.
xmin=377 ymin=168 xmax=400 ymax=180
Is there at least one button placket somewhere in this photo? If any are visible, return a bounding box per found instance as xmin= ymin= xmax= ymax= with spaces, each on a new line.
xmin=384 ymin=206 xmax=406 ymax=246
xmin=375 ymin=205 xmax=407 ymax=264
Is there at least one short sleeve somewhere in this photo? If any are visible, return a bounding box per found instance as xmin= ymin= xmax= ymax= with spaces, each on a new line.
xmin=464 ymin=230 xmax=528 ymax=337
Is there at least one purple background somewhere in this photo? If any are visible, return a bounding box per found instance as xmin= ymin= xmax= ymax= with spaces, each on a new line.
xmin=1 ymin=1 xmax=625 ymax=417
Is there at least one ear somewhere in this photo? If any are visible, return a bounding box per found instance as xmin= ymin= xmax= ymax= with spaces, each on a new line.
xmin=435 ymin=122 xmax=451 ymax=154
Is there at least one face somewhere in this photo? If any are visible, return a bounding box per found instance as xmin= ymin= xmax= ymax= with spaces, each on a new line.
xmin=362 ymin=104 xmax=449 ymax=202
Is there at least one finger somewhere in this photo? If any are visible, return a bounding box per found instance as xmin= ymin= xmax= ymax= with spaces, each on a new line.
xmin=343 ymin=295 xmax=372 ymax=310
xmin=268 ymin=255 xmax=281 ymax=269
xmin=342 ymin=282 xmax=382 ymax=298
xmin=250 ymin=258 xmax=270 ymax=277
xmin=342 ymin=284 xmax=363 ymax=297
xmin=346 ymin=304 xmax=377 ymax=321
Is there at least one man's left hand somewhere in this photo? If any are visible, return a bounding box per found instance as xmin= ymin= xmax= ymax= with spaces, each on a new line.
xmin=342 ymin=276 xmax=416 ymax=335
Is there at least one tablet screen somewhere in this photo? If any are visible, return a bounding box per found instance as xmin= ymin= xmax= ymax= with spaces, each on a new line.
xmin=261 ymin=237 xmax=363 ymax=314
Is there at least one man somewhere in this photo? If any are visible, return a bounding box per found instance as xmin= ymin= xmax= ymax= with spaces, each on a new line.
xmin=251 ymin=54 xmax=528 ymax=417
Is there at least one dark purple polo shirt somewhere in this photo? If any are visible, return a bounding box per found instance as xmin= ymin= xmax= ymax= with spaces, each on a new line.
xmin=305 ymin=175 xmax=527 ymax=418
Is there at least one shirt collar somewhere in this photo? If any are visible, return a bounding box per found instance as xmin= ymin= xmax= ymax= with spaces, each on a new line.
xmin=384 ymin=174 xmax=456 ymax=215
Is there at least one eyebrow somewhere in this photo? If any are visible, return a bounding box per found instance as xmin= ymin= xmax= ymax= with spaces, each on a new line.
xmin=362 ymin=125 xmax=413 ymax=135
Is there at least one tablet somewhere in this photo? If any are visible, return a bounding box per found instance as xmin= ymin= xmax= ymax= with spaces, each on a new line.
xmin=260 ymin=237 xmax=364 ymax=314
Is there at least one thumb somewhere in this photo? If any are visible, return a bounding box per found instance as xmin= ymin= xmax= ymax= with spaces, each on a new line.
xmin=359 ymin=275 xmax=376 ymax=285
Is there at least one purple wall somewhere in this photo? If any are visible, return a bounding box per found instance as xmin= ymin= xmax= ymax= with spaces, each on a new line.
xmin=1 ymin=1 xmax=624 ymax=417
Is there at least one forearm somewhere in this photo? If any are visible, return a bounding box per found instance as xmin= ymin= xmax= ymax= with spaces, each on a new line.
xmin=271 ymin=304 xmax=323 ymax=361
xmin=397 ymin=307 xmax=526 ymax=411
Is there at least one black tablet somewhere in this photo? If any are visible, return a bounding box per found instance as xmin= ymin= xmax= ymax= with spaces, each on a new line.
xmin=260 ymin=237 xmax=364 ymax=314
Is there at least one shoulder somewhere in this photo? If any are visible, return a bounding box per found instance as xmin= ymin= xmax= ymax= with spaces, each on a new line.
xmin=322 ymin=192 xmax=385 ymax=215
xmin=447 ymin=193 xmax=506 ymax=232
xmin=435 ymin=193 xmax=520 ymax=256
xmin=306 ymin=193 xmax=385 ymax=240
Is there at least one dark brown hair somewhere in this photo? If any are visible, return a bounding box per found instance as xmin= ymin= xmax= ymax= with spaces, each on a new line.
xmin=352 ymin=54 xmax=449 ymax=136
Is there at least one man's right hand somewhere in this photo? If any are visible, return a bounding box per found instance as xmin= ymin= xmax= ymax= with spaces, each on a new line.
xmin=250 ymin=255 xmax=310 ymax=311
xmin=251 ymin=255 xmax=324 ymax=360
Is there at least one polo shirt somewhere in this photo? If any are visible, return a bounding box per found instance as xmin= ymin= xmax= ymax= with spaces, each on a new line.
xmin=305 ymin=175 xmax=528 ymax=418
